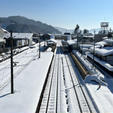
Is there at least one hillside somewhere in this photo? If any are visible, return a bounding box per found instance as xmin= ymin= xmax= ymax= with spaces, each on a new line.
xmin=0 ymin=16 xmax=61 ymax=34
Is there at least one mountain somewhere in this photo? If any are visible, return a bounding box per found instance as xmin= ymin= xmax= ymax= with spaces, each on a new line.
xmin=55 ymin=27 xmax=74 ymax=34
xmin=0 ymin=16 xmax=61 ymax=34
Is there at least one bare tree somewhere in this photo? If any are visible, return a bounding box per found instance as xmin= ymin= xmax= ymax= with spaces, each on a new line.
xmin=74 ymin=24 xmax=80 ymax=35
xmin=83 ymin=29 xmax=89 ymax=35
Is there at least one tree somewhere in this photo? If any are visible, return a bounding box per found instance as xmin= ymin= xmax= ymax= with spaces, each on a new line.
xmin=74 ymin=24 xmax=80 ymax=35
xmin=108 ymin=32 xmax=112 ymax=38
xmin=83 ymin=29 xmax=89 ymax=35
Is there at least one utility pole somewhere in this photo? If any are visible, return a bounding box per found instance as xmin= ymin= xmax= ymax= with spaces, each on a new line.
xmin=82 ymin=37 xmax=83 ymax=56
xmin=77 ymin=34 xmax=79 ymax=50
xmin=39 ymin=33 xmax=41 ymax=58
xmin=93 ymin=30 xmax=95 ymax=69
xmin=10 ymin=31 xmax=14 ymax=94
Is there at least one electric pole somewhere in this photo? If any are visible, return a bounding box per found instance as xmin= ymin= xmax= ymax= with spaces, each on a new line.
xmin=39 ymin=33 xmax=41 ymax=58
xmin=10 ymin=31 xmax=14 ymax=94
xmin=93 ymin=30 xmax=95 ymax=69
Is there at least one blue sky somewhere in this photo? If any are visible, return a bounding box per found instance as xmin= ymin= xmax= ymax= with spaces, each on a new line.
xmin=0 ymin=0 xmax=113 ymax=29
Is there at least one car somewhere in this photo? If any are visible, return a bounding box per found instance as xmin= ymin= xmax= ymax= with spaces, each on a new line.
xmin=47 ymin=39 xmax=57 ymax=47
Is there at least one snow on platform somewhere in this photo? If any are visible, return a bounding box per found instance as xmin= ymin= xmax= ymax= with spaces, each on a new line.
xmin=72 ymin=50 xmax=113 ymax=113
xmin=0 ymin=48 xmax=53 ymax=113
xmin=86 ymin=79 xmax=113 ymax=113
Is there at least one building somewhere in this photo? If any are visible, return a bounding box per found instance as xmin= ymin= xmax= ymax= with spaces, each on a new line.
xmin=32 ymin=33 xmax=40 ymax=43
xmin=0 ymin=27 xmax=6 ymax=53
xmin=87 ymin=38 xmax=113 ymax=72
xmin=4 ymin=33 xmax=33 ymax=48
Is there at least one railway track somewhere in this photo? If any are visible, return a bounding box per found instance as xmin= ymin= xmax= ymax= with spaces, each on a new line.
xmin=37 ymin=48 xmax=60 ymax=113
xmin=36 ymin=46 xmax=97 ymax=113
xmin=61 ymin=52 xmax=97 ymax=113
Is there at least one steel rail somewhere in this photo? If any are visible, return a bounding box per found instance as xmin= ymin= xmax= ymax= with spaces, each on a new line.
xmin=64 ymin=54 xmax=92 ymax=113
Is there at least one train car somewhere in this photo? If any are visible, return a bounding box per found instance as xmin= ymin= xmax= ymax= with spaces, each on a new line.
xmin=47 ymin=39 xmax=57 ymax=47
xmin=61 ymin=40 xmax=69 ymax=53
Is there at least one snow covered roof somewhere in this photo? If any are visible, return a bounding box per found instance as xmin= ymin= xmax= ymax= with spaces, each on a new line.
xmin=48 ymin=38 xmax=57 ymax=43
xmin=96 ymin=38 xmax=113 ymax=46
xmin=67 ymin=39 xmax=77 ymax=45
xmin=96 ymin=41 xmax=107 ymax=47
xmin=83 ymin=35 xmax=94 ymax=38
xmin=94 ymin=47 xmax=113 ymax=56
xmin=0 ymin=37 xmax=5 ymax=43
xmin=104 ymin=38 xmax=113 ymax=44
xmin=0 ymin=29 xmax=4 ymax=37
xmin=0 ymin=28 xmax=9 ymax=36
xmin=1 ymin=28 xmax=9 ymax=33
xmin=4 ymin=33 xmax=33 ymax=39
xmin=90 ymin=38 xmax=113 ymax=56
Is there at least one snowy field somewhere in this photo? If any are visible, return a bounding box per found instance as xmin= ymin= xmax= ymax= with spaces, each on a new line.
xmin=0 ymin=44 xmax=53 ymax=113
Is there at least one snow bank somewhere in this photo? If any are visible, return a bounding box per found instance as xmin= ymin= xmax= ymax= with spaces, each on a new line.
xmin=72 ymin=50 xmax=107 ymax=84
xmin=85 ymin=74 xmax=107 ymax=86
xmin=46 ymin=47 xmax=52 ymax=52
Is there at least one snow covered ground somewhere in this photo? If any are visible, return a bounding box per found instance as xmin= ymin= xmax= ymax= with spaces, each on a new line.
xmin=0 ymin=44 xmax=53 ymax=113
xmin=0 ymin=39 xmax=113 ymax=113
xmin=73 ymin=50 xmax=113 ymax=113
xmin=0 ymin=46 xmax=29 ymax=61
xmin=86 ymin=79 xmax=113 ymax=113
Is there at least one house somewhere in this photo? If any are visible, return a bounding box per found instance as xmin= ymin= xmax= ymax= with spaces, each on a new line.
xmin=4 ymin=33 xmax=33 ymax=48
xmin=32 ymin=33 xmax=40 ymax=43
xmin=0 ymin=27 xmax=6 ymax=53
